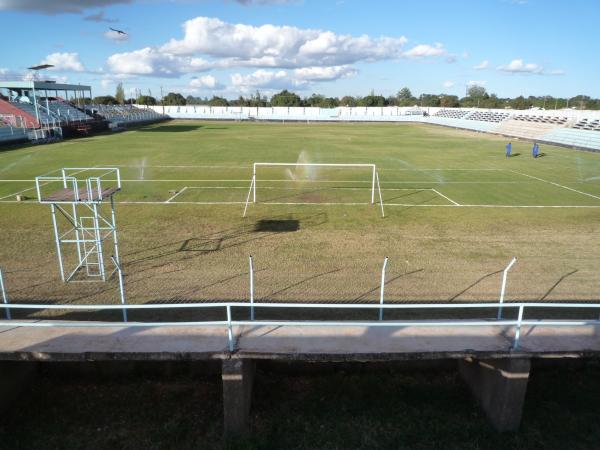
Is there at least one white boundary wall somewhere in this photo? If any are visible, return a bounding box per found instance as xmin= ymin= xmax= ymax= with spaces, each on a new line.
xmin=150 ymin=105 xmax=600 ymax=122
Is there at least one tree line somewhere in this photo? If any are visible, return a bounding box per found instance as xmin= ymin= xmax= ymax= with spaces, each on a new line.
xmin=91 ymin=84 xmax=600 ymax=111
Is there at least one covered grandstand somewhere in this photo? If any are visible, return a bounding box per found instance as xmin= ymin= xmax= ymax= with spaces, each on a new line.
xmin=0 ymin=80 xmax=168 ymax=145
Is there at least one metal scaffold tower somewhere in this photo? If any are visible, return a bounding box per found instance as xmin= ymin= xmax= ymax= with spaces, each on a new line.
xmin=35 ymin=168 xmax=123 ymax=283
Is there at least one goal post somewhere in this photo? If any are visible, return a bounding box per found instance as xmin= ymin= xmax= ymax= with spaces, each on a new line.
xmin=243 ymin=162 xmax=384 ymax=217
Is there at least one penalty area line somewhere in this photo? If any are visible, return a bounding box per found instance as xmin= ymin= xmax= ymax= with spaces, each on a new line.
xmin=165 ymin=186 xmax=188 ymax=203
xmin=430 ymin=188 xmax=460 ymax=206
xmin=510 ymin=170 xmax=600 ymax=201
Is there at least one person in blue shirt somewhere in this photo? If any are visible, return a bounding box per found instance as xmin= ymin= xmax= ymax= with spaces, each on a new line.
xmin=506 ymin=142 xmax=512 ymax=158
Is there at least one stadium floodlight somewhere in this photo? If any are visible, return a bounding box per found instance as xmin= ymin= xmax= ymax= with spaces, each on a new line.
xmin=243 ymin=162 xmax=385 ymax=217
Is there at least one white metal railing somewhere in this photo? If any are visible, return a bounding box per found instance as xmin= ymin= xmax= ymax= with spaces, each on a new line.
xmin=35 ymin=168 xmax=121 ymax=204
xmin=2 ymin=301 xmax=600 ymax=351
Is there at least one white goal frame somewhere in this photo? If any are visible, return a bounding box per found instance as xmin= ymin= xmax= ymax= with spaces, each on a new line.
xmin=243 ymin=162 xmax=385 ymax=218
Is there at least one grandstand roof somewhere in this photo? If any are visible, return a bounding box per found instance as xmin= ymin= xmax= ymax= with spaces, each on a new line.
xmin=0 ymin=80 xmax=91 ymax=91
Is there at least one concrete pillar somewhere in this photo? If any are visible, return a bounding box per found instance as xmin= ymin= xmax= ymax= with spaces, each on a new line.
xmin=0 ymin=362 xmax=37 ymax=414
xmin=458 ymin=357 xmax=530 ymax=431
xmin=222 ymin=359 xmax=255 ymax=436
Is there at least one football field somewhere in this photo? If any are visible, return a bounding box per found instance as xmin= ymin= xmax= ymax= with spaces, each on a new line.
xmin=1 ymin=120 xmax=599 ymax=312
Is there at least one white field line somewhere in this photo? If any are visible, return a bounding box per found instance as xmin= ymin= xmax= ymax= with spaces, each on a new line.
xmin=165 ymin=186 xmax=188 ymax=203
xmin=0 ymin=179 xmax=542 ymax=184
xmin=0 ymin=167 xmax=91 ymax=201
xmin=510 ymin=170 xmax=600 ymax=201
xmin=431 ymin=188 xmax=460 ymax=206
xmin=109 ymin=164 xmax=504 ymax=171
xmin=184 ymin=186 xmax=423 ymax=191
xmin=3 ymin=199 xmax=600 ymax=208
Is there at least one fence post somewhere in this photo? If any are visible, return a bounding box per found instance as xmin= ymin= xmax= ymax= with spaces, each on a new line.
xmin=0 ymin=267 xmax=11 ymax=320
xmin=513 ymin=305 xmax=525 ymax=349
xmin=497 ymin=257 xmax=517 ymax=320
xmin=111 ymin=256 xmax=127 ymax=322
xmin=379 ymin=257 xmax=389 ymax=320
xmin=249 ymin=255 xmax=254 ymax=320
xmin=226 ymin=305 xmax=234 ymax=352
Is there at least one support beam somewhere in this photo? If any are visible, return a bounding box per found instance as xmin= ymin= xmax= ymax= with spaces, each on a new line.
xmin=0 ymin=362 xmax=37 ymax=414
xmin=222 ymin=359 xmax=255 ymax=436
xmin=458 ymin=357 xmax=530 ymax=431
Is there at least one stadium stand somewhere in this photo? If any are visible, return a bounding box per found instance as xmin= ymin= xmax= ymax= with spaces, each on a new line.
xmin=86 ymin=104 xmax=168 ymax=127
xmin=540 ymin=128 xmax=600 ymax=151
xmin=573 ymin=118 xmax=600 ymax=131
xmin=464 ymin=110 xmax=510 ymax=123
xmin=494 ymin=119 xmax=564 ymax=140
xmin=513 ymin=114 xmax=568 ymax=125
xmin=433 ymin=109 xmax=470 ymax=119
xmin=0 ymin=121 xmax=29 ymax=144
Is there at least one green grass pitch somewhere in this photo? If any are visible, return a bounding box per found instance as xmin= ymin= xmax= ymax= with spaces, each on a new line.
xmin=1 ymin=120 xmax=600 ymax=316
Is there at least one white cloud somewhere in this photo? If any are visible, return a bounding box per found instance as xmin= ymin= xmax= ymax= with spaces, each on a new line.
xmin=497 ymin=59 xmax=543 ymax=74
xmin=0 ymin=0 xmax=132 ymax=14
xmin=105 ymin=17 xmax=452 ymax=78
xmin=40 ymin=52 xmax=85 ymax=72
xmin=100 ymin=79 xmax=113 ymax=89
xmin=468 ymin=80 xmax=487 ymax=86
xmin=473 ymin=60 xmax=489 ymax=70
xmin=230 ymin=65 xmax=357 ymax=92
xmin=550 ymin=69 xmax=565 ymax=76
xmin=403 ymin=43 xmax=447 ymax=58
xmin=231 ymin=70 xmax=292 ymax=90
xmin=442 ymin=81 xmax=455 ymax=88
xmin=159 ymin=17 xmax=410 ymax=68
xmin=104 ymin=30 xmax=129 ymax=42
xmin=293 ymin=65 xmax=357 ymax=81
xmin=107 ymin=47 xmax=210 ymax=77
xmin=189 ymin=75 xmax=222 ymax=90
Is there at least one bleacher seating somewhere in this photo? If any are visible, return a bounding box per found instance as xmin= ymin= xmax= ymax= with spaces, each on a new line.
xmin=86 ymin=104 xmax=167 ymax=127
xmin=541 ymin=128 xmax=600 ymax=151
xmin=573 ymin=118 xmax=600 ymax=131
xmin=47 ymin=101 xmax=91 ymax=122
xmin=0 ymin=124 xmax=28 ymax=144
xmin=464 ymin=110 xmax=510 ymax=123
xmin=434 ymin=109 xmax=470 ymax=119
xmin=513 ymin=114 xmax=568 ymax=125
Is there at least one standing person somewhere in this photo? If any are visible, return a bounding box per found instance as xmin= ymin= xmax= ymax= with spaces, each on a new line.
xmin=532 ymin=142 xmax=537 ymax=158
xmin=534 ymin=142 xmax=540 ymax=158
xmin=506 ymin=142 xmax=512 ymax=158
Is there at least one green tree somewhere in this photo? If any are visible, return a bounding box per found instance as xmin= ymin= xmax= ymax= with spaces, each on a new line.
xmin=207 ymin=96 xmax=229 ymax=106
xmin=340 ymin=96 xmax=357 ymax=107
xmin=440 ymin=95 xmax=459 ymax=108
xmin=162 ymin=92 xmax=187 ymax=106
xmin=137 ymin=95 xmax=156 ymax=106
xmin=270 ymin=90 xmax=302 ymax=106
xmin=115 ymin=83 xmax=125 ymax=105
xmin=467 ymin=85 xmax=487 ymax=99
xmin=93 ymin=95 xmax=117 ymax=105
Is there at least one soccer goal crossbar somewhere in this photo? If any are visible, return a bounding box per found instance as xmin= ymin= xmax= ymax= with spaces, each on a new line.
xmin=243 ymin=162 xmax=385 ymax=217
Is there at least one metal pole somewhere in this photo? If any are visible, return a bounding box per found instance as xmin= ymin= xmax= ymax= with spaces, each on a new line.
xmin=497 ymin=257 xmax=517 ymax=319
xmin=92 ymin=203 xmax=106 ymax=281
xmin=376 ymin=171 xmax=385 ymax=218
xmin=243 ymin=176 xmax=254 ymax=218
xmin=110 ymin=196 xmax=121 ymax=269
xmin=111 ymin=256 xmax=127 ymax=322
xmin=253 ymin=164 xmax=257 ymax=203
xmin=371 ymin=165 xmax=376 ymax=204
xmin=379 ymin=257 xmax=388 ymax=320
xmin=513 ymin=304 xmax=524 ymax=349
xmin=51 ymin=204 xmax=66 ymax=281
xmin=0 ymin=267 xmax=11 ymax=320
xmin=249 ymin=255 xmax=254 ymax=320
xmin=226 ymin=305 xmax=234 ymax=352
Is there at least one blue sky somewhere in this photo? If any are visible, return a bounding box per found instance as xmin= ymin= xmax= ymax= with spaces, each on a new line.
xmin=0 ymin=0 xmax=597 ymax=99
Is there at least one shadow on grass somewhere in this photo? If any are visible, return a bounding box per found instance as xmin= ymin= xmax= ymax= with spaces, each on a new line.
xmin=139 ymin=125 xmax=203 ymax=133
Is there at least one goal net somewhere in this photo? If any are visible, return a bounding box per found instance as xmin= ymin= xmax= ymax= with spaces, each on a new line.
xmin=243 ymin=163 xmax=384 ymax=217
